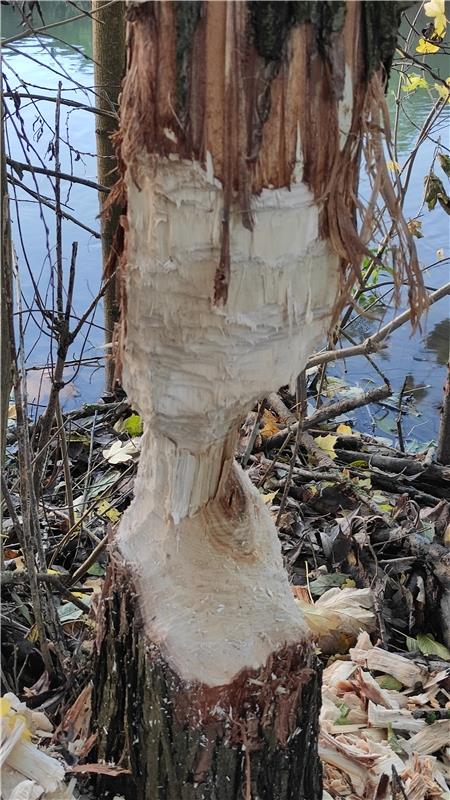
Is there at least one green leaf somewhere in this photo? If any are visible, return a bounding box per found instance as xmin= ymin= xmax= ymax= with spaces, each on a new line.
xmin=424 ymin=172 xmax=450 ymax=214
xmin=438 ymin=153 xmax=450 ymax=178
xmin=114 ymin=412 xmax=143 ymax=436
xmin=122 ymin=413 xmax=143 ymax=437
xmin=309 ymin=573 xmax=348 ymax=597
xmin=376 ymin=674 xmax=403 ymax=691
xmin=416 ymin=633 xmax=450 ymax=661
xmin=58 ymin=602 xmax=84 ymax=623
xmin=406 ymin=636 xmax=418 ymax=652
xmin=335 ymin=703 xmax=350 ymax=725
xmin=420 ymin=522 xmax=435 ymax=541
xmin=387 ymin=723 xmax=403 ymax=753
xmin=87 ymin=562 xmax=105 ymax=577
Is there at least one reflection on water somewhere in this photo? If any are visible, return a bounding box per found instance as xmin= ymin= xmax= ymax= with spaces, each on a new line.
xmin=426 ymin=319 xmax=450 ymax=366
xmin=2 ymin=2 xmax=93 ymax=60
xmin=404 ymin=374 xmax=429 ymax=403
xmin=1 ymin=2 xmax=449 ymax=441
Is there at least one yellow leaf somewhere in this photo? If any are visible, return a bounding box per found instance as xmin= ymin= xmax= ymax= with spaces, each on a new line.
xmin=314 ymin=434 xmax=338 ymax=460
xmin=407 ymin=218 xmax=424 ymax=238
xmin=402 ymin=74 xmax=428 ymax=92
xmin=434 ymin=78 xmax=450 ymax=101
xmin=260 ymin=409 xmax=280 ymax=438
xmin=416 ymin=38 xmax=440 ymax=54
xmin=0 ymin=697 xmax=12 ymax=717
xmin=336 ymin=423 xmax=352 ymax=435
xmin=386 ymin=160 xmax=401 ymax=172
xmin=261 ymin=491 xmax=278 ymax=505
xmin=424 ymin=0 xmax=444 ymax=18
xmin=27 ymin=624 xmax=39 ymax=643
xmin=424 ymin=0 xmax=447 ymax=35
xmin=96 ymin=499 xmax=121 ymax=524
xmin=7 ymin=404 xmax=16 ymax=420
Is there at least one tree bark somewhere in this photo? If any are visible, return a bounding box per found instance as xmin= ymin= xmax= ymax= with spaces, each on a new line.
xmin=92 ymin=0 xmax=125 ymax=392
xmin=1 ymin=119 xmax=13 ymax=461
xmin=93 ymin=557 xmax=322 ymax=800
xmin=91 ymin=3 xmax=418 ymax=797
xmin=437 ymin=361 xmax=450 ymax=465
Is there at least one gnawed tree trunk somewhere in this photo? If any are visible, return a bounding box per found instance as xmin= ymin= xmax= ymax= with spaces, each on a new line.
xmin=92 ymin=3 xmax=424 ymax=798
xmin=92 ymin=0 xmax=125 ymax=392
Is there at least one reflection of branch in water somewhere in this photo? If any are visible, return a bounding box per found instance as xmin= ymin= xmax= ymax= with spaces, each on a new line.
xmin=425 ymin=318 xmax=450 ymax=366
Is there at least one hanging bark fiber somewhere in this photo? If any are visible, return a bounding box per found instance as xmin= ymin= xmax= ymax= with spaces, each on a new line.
xmin=93 ymin=3 xmax=423 ymax=799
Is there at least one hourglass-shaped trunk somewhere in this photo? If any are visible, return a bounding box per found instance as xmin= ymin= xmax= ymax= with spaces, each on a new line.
xmin=93 ymin=4 xmax=421 ymax=798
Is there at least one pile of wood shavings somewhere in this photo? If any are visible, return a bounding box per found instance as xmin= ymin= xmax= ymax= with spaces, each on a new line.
xmin=321 ymin=631 xmax=450 ymax=799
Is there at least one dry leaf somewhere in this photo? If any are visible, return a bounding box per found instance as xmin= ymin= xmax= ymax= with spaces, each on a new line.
xmin=261 ymin=491 xmax=278 ymax=505
xmin=336 ymin=424 xmax=352 ymax=435
xmin=314 ymin=434 xmax=338 ymax=460
xmin=260 ymin=409 xmax=280 ymax=438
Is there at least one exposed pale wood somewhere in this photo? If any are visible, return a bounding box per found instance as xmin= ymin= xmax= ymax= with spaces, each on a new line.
xmin=93 ymin=557 xmax=322 ymax=800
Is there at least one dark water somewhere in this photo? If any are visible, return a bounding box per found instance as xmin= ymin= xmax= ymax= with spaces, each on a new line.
xmin=2 ymin=3 xmax=449 ymax=445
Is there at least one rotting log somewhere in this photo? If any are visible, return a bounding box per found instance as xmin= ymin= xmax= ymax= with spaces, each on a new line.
xmin=91 ymin=3 xmax=424 ymax=798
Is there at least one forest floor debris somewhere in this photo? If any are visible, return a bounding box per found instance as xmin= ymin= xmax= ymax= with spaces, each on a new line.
xmin=2 ymin=376 xmax=450 ymax=798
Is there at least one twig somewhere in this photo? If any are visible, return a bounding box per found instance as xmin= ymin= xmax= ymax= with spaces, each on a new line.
xmin=8 ymin=255 xmax=55 ymax=675
xmin=54 ymin=82 xmax=63 ymax=318
xmin=276 ymin=372 xmax=306 ymax=525
xmin=6 ymin=157 xmax=110 ymax=193
xmin=1 ymin=571 xmax=90 ymax=614
xmin=48 ymin=465 xmax=131 ymax=567
xmin=264 ymin=384 xmax=391 ymax=451
xmin=1 ymin=0 xmax=120 ymax=45
xmin=81 ymin=410 xmax=97 ymax=516
xmin=256 ymin=430 xmax=294 ymax=488
xmin=55 ymin=399 xmax=76 ymax=530
xmin=396 ymin=377 xmax=408 ymax=453
xmin=69 ymin=535 xmax=108 ymax=587
xmin=6 ymin=176 xmax=100 ymax=238
xmin=1 ymin=474 xmax=23 ymax=544
xmin=241 ymin=399 xmax=267 ymax=468
xmin=2 ymin=92 xmax=116 ymax=119
xmin=307 ymin=282 xmax=450 ymax=369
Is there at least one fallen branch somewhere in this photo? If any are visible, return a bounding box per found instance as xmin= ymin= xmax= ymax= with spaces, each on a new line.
xmin=336 ymin=448 xmax=450 ymax=483
xmin=1 ymin=570 xmax=90 ymax=613
xmin=306 ymin=282 xmax=450 ymax=369
xmin=263 ymin=384 xmax=391 ymax=451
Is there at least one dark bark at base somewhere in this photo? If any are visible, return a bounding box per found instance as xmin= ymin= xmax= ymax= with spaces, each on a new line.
xmin=92 ymin=554 xmax=322 ymax=800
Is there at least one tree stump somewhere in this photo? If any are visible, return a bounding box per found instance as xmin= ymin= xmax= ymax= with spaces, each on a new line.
xmin=93 ymin=554 xmax=322 ymax=800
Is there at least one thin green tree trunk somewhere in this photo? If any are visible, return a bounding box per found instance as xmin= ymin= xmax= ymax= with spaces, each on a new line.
xmin=1 ymin=120 xmax=13 ymax=460
xmin=92 ymin=0 xmax=125 ymax=392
